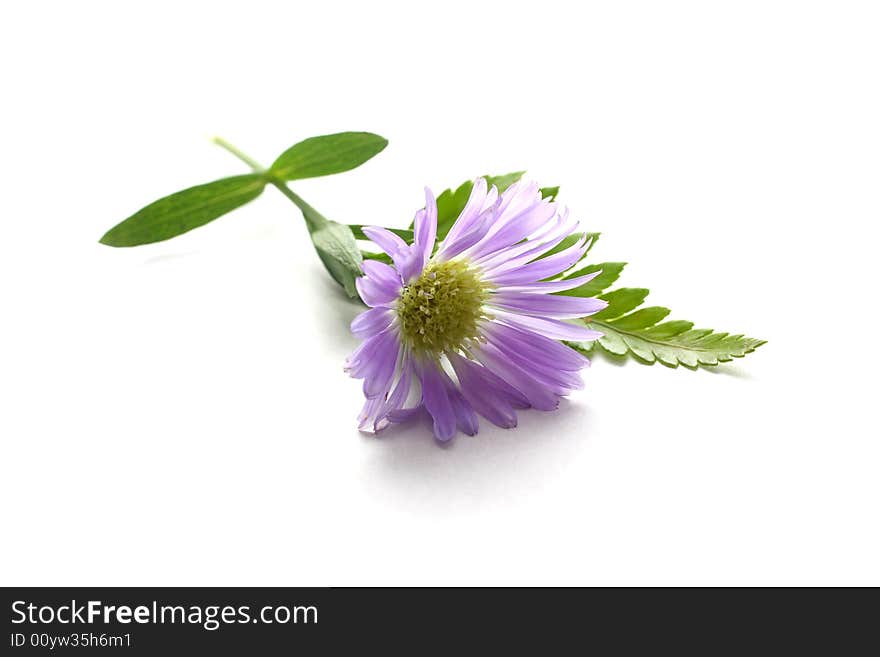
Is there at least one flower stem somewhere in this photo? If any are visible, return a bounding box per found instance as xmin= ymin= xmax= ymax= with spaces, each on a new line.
xmin=211 ymin=136 xmax=265 ymax=172
xmin=270 ymin=182 xmax=327 ymax=231
xmin=211 ymin=136 xmax=327 ymax=231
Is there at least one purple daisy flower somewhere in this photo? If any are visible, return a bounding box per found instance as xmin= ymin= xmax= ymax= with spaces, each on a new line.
xmin=346 ymin=178 xmax=607 ymax=441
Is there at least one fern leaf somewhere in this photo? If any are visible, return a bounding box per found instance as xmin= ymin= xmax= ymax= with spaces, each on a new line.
xmin=567 ymin=287 xmax=766 ymax=368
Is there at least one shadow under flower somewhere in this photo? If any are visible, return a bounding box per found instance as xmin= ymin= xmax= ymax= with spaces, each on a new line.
xmin=357 ymin=398 xmax=596 ymax=515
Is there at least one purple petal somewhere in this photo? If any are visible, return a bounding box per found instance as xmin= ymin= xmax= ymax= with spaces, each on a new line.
xmin=447 ymin=352 xmax=520 ymax=429
xmin=357 ymin=396 xmax=385 ymax=431
xmin=466 ymin=199 xmax=556 ymax=261
xmin=360 ymin=228 xmax=420 ymax=283
xmin=350 ymin=307 xmax=394 ymax=339
xmin=442 ymin=178 xmax=488 ymax=247
xmin=471 ymin=344 xmax=561 ymax=411
xmin=493 ymin=270 xmax=601 ymax=294
xmin=361 ymin=226 xmax=409 ymax=263
xmin=375 ymin=354 xmax=416 ymax=431
xmin=348 ymin=329 xmax=401 ymax=399
xmin=490 ymin=291 xmax=607 ymax=318
xmin=450 ymin=181 xmax=540 ymax=260
xmin=473 ymin=210 xmax=576 ymax=273
xmin=387 ymin=406 xmax=424 ymax=424
xmin=412 ymin=187 xmax=438 ymax=271
xmin=482 ymin=321 xmax=589 ymax=372
xmin=448 ymin=351 xmax=530 ymax=409
xmin=416 ymin=360 xmax=457 ymax=441
xmin=356 ymin=261 xmax=403 ymax=307
xmin=362 ymin=259 xmax=401 ymax=287
xmin=491 ymin=309 xmax=604 ymax=342
xmin=346 ymin=326 xmax=399 ymax=378
xmin=488 ymin=181 xmax=540 ymax=229
xmin=485 ymin=234 xmax=589 ymax=285
xmin=485 ymin=335 xmax=584 ymax=393
xmin=436 ymin=203 xmax=497 ymax=259
xmin=437 ymin=368 xmax=479 ymax=436
xmin=363 ymin=343 xmax=400 ymax=400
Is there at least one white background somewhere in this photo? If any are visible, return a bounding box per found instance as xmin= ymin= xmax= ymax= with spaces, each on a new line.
xmin=2 ymin=1 xmax=878 ymax=586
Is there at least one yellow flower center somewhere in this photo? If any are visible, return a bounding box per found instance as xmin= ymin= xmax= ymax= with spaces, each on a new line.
xmin=396 ymin=260 xmax=489 ymax=353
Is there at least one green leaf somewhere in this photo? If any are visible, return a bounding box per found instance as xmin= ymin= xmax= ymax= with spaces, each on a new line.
xmin=362 ymin=250 xmax=392 ymax=265
xmin=557 ymin=262 xmax=626 ymax=297
xmin=592 ymin=288 xmax=650 ymax=320
xmin=486 ymin=171 xmax=526 ymax=192
xmin=269 ymin=132 xmax=388 ymax=180
xmin=309 ymin=221 xmax=363 ymax=298
xmin=610 ymin=306 xmax=671 ymax=330
xmin=99 ymin=175 xmax=266 ymax=247
xmin=540 ymin=186 xmax=560 ymax=200
xmin=567 ymin=289 xmax=766 ymax=368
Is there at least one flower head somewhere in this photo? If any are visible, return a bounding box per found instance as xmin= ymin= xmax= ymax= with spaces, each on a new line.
xmin=346 ymin=178 xmax=606 ymax=441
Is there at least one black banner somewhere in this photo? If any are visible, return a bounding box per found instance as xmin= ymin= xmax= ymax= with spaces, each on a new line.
xmin=1 ymin=587 xmax=873 ymax=653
